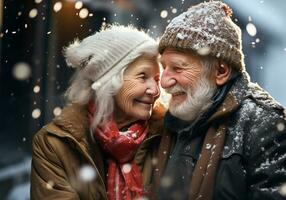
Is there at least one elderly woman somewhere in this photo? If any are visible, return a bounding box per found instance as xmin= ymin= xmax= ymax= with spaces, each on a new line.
xmin=30 ymin=25 xmax=168 ymax=200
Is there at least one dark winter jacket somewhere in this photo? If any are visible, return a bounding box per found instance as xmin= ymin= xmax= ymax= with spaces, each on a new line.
xmin=30 ymin=102 xmax=168 ymax=199
xmin=154 ymin=72 xmax=286 ymax=200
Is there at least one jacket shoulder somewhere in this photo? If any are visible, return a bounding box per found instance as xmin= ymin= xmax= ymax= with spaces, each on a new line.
xmin=247 ymin=82 xmax=284 ymax=111
xmin=222 ymin=94 xmax=286 ymax=158
xmin=32 ymin=123 xmax=74 ymax=164
xmin=232 ymin=81 xmax=285 ymax=129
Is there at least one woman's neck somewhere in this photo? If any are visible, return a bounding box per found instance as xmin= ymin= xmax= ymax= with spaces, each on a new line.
xmin=113 ymin=108 xmax=138 ymax=130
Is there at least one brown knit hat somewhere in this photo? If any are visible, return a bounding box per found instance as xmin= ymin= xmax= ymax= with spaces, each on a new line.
xmin=159 ymin=1 xmax=245 ymax=72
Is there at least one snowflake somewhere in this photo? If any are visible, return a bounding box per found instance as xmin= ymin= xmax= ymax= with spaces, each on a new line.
xmin=205 ymin=143 xmax=212 ymax=150
xmin=79 ymin=165 xmax=97 ymax=182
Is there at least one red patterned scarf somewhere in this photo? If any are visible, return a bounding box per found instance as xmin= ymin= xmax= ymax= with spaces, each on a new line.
xmin=88 ymin=103 xmax=148 ymax=200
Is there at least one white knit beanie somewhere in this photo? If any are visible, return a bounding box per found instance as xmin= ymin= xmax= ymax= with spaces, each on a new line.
xmin=64 ymin=25 xmax=158 ymax=91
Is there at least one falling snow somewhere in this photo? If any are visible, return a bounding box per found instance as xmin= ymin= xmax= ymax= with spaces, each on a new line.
xmin=122 ymin=164 xmax=132 ymax=174
xmin=53 ymin=107 xmax=62 ymax=116
xmin=160 ymin=176 xmax=172 ymax=187
xmin=79 ymin=165 xmax=96 ymax=182
xmin=2 ymin=1 xmax=286 ymax=199
xmin=53 ymin=2 xmax=62 ymax=13
xmin=75 ymin=1 xmax=83 ymax=10
xmin=32 ymin=108 xmax=41 ymax=119
xmin=246 ymin=23 xmax=257 ymax=37
xmin=12 ymin=62 xmax=31 ymax=80
xmin=277 ymin=122 xmax=285 ymax=132
xmin=160 ymin=10 xmax=168 ymax=18
xmin=33 ymin=85 xmax=40 ymax=93
xmin=205 ymin=143 xmax=212 ymax=150
xmin=279 ymin=183 xmax=286 ymax=196
xmin=91 ymin=81 xmax=101 ymax=91
xmin=29 ymin=9 xmax=38 ymax=18
xmin=152 ymin=158 xmax=158 ymax=165
xmin=79 ymin=8 xmax=89 ymax=19
xmin=197 ymin=46 xmax=211 ymax=56
xmin=172 ymin=8 xmax=177 ymax=14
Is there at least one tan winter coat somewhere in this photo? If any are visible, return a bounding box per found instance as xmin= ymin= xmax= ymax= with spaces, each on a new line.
xmin=30 ymin=103 xmax=171 ymax=200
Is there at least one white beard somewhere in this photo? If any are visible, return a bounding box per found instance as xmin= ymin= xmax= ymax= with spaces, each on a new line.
xmin=166 ymin=76 xmax=217 ymax=122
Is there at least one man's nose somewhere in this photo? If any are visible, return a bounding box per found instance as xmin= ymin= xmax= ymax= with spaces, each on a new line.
xmin=161 ymin=69 xmax=176 ymax=89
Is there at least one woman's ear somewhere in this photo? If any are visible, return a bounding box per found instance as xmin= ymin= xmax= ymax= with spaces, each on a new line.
xmin=215 ymin=60 xmax=231 ymax=86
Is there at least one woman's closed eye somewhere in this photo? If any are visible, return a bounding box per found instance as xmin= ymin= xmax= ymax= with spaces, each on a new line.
xmin=173 ymin=66 xmax=183 ymax=73
xmin=138 ymin=72 xmax=147 ymax=80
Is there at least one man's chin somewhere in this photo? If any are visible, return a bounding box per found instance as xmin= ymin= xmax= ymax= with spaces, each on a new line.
xmin=168 ymin=97 xmax=199 ymax=122
xmin=170 ymin=96 xmax=186 ymax=107
xmin=169 ymin=101 xmax=187 ymax=116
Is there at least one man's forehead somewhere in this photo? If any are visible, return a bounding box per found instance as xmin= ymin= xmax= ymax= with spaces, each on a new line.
xmin=160 ymin=48 xmax=201 ymax=64
xmin=162 ymin=47 xmax=200 ymax=57
xmin=162 ymin=47 xmax=184 ymax=54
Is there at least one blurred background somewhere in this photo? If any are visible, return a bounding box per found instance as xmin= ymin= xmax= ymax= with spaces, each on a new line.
xmin=0 ymin=0 xmax=285 ymax=199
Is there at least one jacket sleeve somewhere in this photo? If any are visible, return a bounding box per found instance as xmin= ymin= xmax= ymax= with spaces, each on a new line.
xmin=246 ymin=108 xmax=286 ymax=200
xmin=30 ymin=131 xmax=80 ymax=200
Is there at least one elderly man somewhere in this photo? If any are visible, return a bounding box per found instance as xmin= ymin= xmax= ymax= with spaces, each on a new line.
xmin=155 ymin=1 xmax=286 ymax=200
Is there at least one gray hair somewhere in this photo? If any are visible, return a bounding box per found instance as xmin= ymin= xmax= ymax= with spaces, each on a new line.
xmin=65 ymin=67 xmax=124 ymax=128
xmin=65 ymin=54 xmax=158 ymax=128
xmin=200 ymin=55 xmax=218 ymax=77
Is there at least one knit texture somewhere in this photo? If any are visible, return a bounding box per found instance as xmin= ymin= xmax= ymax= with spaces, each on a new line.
xmin=159 ymin=1 xmax=245 ymax=72
xmin=64 ymin=25 xmax=158 ymax=87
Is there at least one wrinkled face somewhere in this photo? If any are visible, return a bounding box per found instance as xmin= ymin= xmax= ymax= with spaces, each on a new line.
xmin=114 ymin=57 xmax=160 ymax=121
xmin=160 ymin=48 xmax=204 ymax=106
xmin=160 ymin=48 xmax=216 ymax=121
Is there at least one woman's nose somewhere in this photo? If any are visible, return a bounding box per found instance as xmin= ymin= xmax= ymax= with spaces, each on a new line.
xmin=146 ymin=80 xmax=160 ymax=97
xmin=161 ymin=69 xmax=176 ymax=89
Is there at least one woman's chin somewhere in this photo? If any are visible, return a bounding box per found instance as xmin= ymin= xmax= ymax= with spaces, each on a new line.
xmin=133 ymin=111 xmax=152 ymax=121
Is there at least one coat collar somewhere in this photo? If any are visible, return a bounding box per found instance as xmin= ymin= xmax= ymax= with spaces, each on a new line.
xmin=208 ymin=71 xmax=250 ymax=122
xmin=45 ymin=101 xmax=166 ymax=143
xmin=49 ymin=103 xmax=89 ymax=141
xmin=210 ymin=71 xmax=284 ymax=122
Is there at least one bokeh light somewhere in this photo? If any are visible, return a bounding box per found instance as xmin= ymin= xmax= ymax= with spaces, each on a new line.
xmin=53 ymin=2 xmax=63 ymax=13
xmin=32 ymin=108 xmax=41 ymax=119
xmin=33 ymin=85 xmax=40 ymax=93
xmin=160 ymin=10 xmax=168 ymax=18
xmin=79 ymin=8 xmax=89 ymax=19
xmin=29 ymin=9 xmax=38 ymax=18
xmin=79 ymin=165 xmax=96 ymax=182
xmin=75 ymin=1 xmax=83 ymax=10
xmin=53 ymin=107 xmax=62 ymax=116
xmin=246 ymin=23 xmax=257 ymax=37
xmin=12 ymin=62 xmax=31 ymax=81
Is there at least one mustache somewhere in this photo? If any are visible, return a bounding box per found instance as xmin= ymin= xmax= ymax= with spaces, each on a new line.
xmin=165 ymin=84 xmax=188 ymax=94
